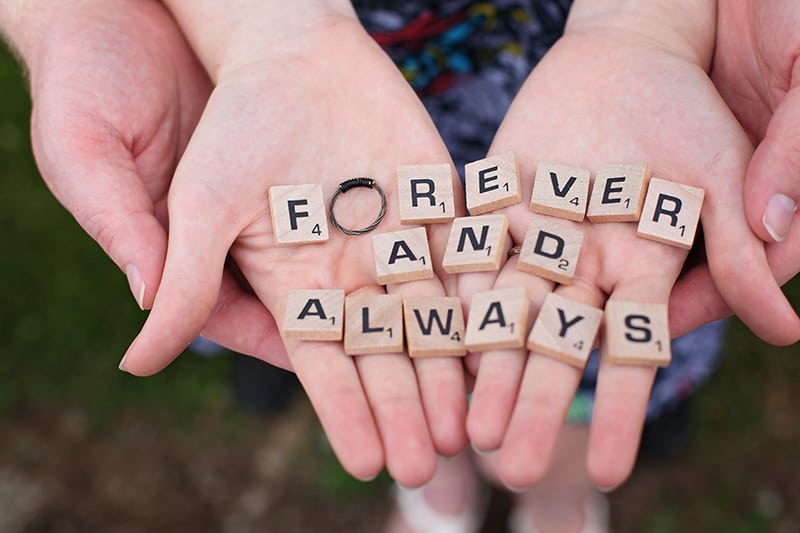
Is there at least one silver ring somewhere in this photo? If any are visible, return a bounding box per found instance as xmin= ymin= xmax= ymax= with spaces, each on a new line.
xmin=328 ymin=178 xmax=387 ymax=236
xmin=508 ymin=245 xmax=523 ymax=258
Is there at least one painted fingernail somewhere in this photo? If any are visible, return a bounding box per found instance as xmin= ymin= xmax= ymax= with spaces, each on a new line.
xmin=125 ymin=264 xmax=146 ymax=310
xmin=762 ymin=193 xmax=797 ymax=242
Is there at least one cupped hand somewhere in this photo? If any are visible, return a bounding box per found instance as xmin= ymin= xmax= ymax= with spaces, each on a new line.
xmin=15 ymin=0 xmax=288 ymax=366
xmin=120 ymin=16 xmax=468 ymax=486
xmin=465 ymin=3 xmax=798 ymax=493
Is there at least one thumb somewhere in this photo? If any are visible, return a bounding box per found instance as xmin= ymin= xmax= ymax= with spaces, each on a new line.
xmin=744 ymin=86 xmax=800 ymax=243
xmin=31 ymin=123 xmax=168 ymax=311
xmin=119 ymin=183 xmax=241 ymax=376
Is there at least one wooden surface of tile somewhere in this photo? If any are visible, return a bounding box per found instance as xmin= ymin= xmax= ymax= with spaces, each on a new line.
xmin=344 ymin=293 xmax=404 ymax=355
xmin=283 ymin=289 xmax=345 ymax=341
xmin=442 ymin=214 xmax=508 ymax=274
xmin=403 ymin=296 xmax=466 ymax=357
xmin=604 ymin=300 xmax=671 ymax=366
xmin=587 ymin=163 xmax=651 ymax=222
xmin=269 ymin=184 xmax=329 ymax=245
xmin=464 ymin=287 xmax=529 ymax=351
xmin=372 ymin=226 xmax=434 ymax=285
xmin=636 ymin=178 xmax=705 ymax=249
xmin=397 ymin=163 xmax=457 ymax=224
xmin=527 ymin=292 xmax=603 ymax=367
xmin=516 ymin=217 xmax=584 ymax=284
xmin=529 ymin=162 xmax=590 ymax=222
xmin=465 ymin=151 xmax=522 ymax=215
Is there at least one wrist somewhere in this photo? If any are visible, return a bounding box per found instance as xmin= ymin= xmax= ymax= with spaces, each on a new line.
xmin=161 ymin=0 xmax=358 ymax=82
xmin=566 ymin=0 xmax=717 ymax=68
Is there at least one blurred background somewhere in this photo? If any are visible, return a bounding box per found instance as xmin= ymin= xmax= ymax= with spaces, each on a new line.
xmin=1 ymin=43 xmax=798 ymax=532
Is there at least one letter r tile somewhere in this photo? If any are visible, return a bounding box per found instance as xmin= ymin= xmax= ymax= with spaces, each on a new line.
xmin=344 ymin=293 xmax=404 ymax=355
xmin=397 ymin=163 xmax=457 ymax=224
xmin=269 ymin=184 xmax=329 ymax=245
xmin=516 ymin=217 xmax=584 ymax=284
xmin=527 ymin=292 xmax=603 ymax=368
xmin=530 ymin=162 xmax=590 ymax=221
xmin=372 ymin=226 xmax=434 ymax=285
xmin=464 ymin=287 xmax=529 ymax=351
xmin=403 ymin=296 xmax=466 ymax=358
xmin=465 ymin=151 xmax=522 ymax=215
xmin=636 ymin=178 xmax=705 ymax=249
xmin=284 ymin=289 xmax=344 ymax=341
xmin=604 ymin=300 xmax=671 ymax=366
xmin=442 ymin=214 xmax=509 ymax=274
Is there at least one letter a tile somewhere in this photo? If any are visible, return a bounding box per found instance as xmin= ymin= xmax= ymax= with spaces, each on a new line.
xmin=269 ymin=184 xmax=329 ymax=245
xmin=464 ymin=287 xmax=529 ymax=351
xmin=397 ymin=163 xmax=457 ymax=224
xmin=587 ymin=163 xmax=651 ymax=222
xmin=283 ymin=289 xmax=345 ymax=341
xmin=516 ymin=217 xmax=584 ymax=284
xmin=527 ymin=292 xmax=602 ymax=367
xmin=403 ymin=296 xmax=466 ymax=358
xmin=372 ymin=226 xmax=434 ymax=285
xmin=636 ymin=178 xmax=705 ymax=249
xmin=529 ymin=162 xmax=590 ymax=222
xmin=442 ymin=214 xmax=508 ymax=274
xmin=344 ymin=293 xmax=404 ymax=355
xmin=604 ymin=301 xmax=671 ymax=366
xmin=465 ymin=151 xmax=522 ymax=215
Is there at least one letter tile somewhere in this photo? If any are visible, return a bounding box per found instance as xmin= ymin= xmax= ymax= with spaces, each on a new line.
xmin=529 ymin=162 xmax=590 ymax=221
xmin=403 ymin=296 xmax=466 ymax=357
xmin=269 ymin=184 xmax=329 ymax=245
xmin=442 ymin=214 xmax=508 ymax=274
xmin=284 ymin=289 xmax=345 ymax=341
xmin=586 ymin=163 xmax=651 ymax=222
xmin=372 ymin=226 xmax=434 ymax=285
xmin=527 ymin=292 xmax=603 ymax=367
xmin=516 ymin=217 xmax=584 ymax=284
xmin=465 ymin=151 xmax=522 ymax=215
xmin=636 ymin=178 xmax=705 ymax=249
xmin=397 ymin=163 xmax=457 ymax=224
xmin=604 ymin=300 xmax=671 ymax=366
xmin=344 ymin=293 xmax=404 ymax=355
xmin=464 ymin=287 xmax=529 ymax=351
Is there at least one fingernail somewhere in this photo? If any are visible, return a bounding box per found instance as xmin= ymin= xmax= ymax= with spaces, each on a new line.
xmin=762 ymin=193 xmax=797 ymax=242
xmin=470 ymin=442 xmax=498 ymax=457
xmin=597 ymin=484 xmax=617 ymax=494
xmin=118 ymin=352 xmax=129 ymax=372
xmin=125 ymin=264 xmax=146 ymax=310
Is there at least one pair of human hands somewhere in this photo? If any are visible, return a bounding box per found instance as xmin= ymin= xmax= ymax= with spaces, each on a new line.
xmin=5 ymin=0 xmax=798 ymax=490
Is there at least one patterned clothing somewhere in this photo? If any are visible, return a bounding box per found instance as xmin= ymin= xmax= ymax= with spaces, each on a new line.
xmin=355 ymin=0 xmax=725 ymax=422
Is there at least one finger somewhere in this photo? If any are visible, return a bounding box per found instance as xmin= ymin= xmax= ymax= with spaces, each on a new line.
xmin=120 ymin=182 xmax=241 ymax=375
xmin=466 ymin=256 xmax=554 ymax=454
xmin=495 ymin=278 xmax=604 ymax=490
xmin=744 ymin=87 xmax=800 ymax=243
xmin=30 ymin=128 xmax=167 ymax=311
xmin=586 ymin=274 xmax=676 ymax=490
xmin=388 ymin=277 xmax=466 ymax=461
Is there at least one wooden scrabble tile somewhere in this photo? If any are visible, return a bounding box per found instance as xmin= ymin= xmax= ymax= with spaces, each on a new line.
xmin=586 ymin=163 xmax=652 ymax=222
xmin=442 ymin=214 xmax=508 ymax=274
xmin=344 ymin=293 xmax=404 ymax=355
xmin=397 ymin=163 xmax=457 ymax=224
xmin=516 ymin=217 xmax=584 ymax=284
xmin=465 ymin=151 xmax=522 ymax=215
xmin=527 ymin=292 xmax=603 ymax=367
xmin=529 ymin=162 xmax=591 ymax=222
xmin=269 ymin=184 xmax=329 ymax=245
xmin=636 ymin=178 xmax=705 ymax=249
xmin=403 ymin=296 xmax=466 ymax=358
xmin=372 ymin=226 xmax=434 ymax=285
xmin=464 ymin=287 xmax=529 ymax=351
xmin=283 ymin=289 xmax=345 ymax=341
xmin=604 ymin=301 xmax=671 ymax=366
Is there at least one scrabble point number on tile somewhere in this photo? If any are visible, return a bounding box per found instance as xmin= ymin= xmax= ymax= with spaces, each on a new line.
xmin=442 ymin=214 xmax=509 ymax=274
xmin=464 ymin=287 xmax=529 ymax=351
xmin=604 ymin=300 xmax=671 ymax=367
xmin=397 ymin=163 xmax=457 ymax=224
xmin=529 ymin=162 xmax=591 ymax=222
xmin=284 ymin=289 xmax=344 ymax=341
xmin=527 ymin=292 xmax=603 ymax=367
xmin=403 ymin=296 xmax=466 ymax=358
xmin=465 ymin=151 xmax=522 ymax=215
xmin=636 ymin=178 xmax=705 ymax=249
xmin=269 ymin=184 xmax=329 ymax=245
xmin=344 ymin=293 xmax=404 ymax=355
xmin=516 ymin=217 xmax=584 ymax=284
xmin=372 ymin=226 xmax=434 ymax=284
xmin=586 ymin=163 xmax=652 ymax=222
